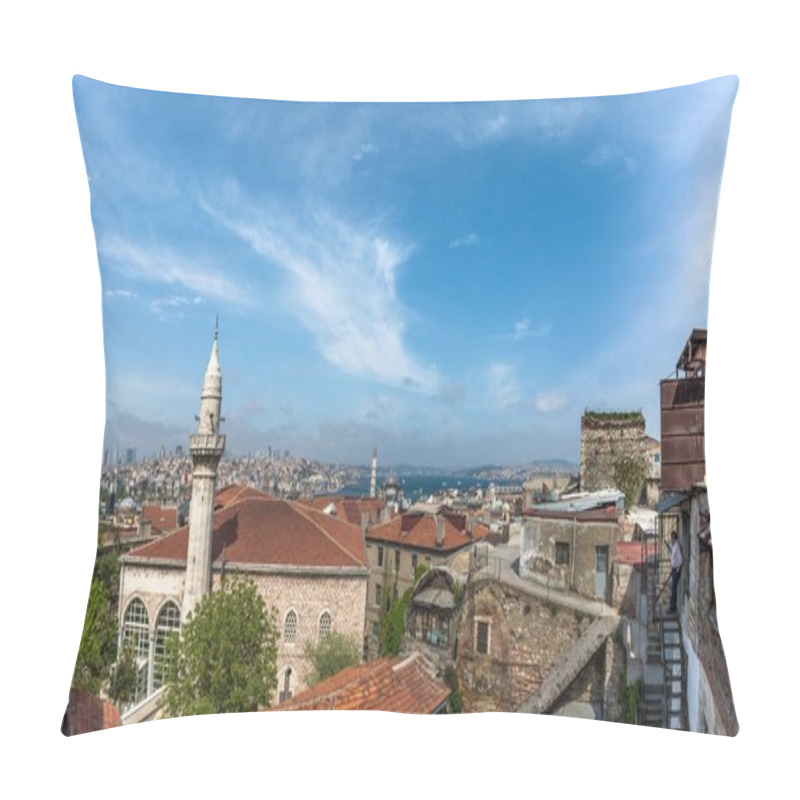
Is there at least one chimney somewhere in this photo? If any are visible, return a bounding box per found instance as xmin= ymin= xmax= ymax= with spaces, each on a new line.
xmin=435 ymin=515 xmax=445 ymax=548
xmin=360 ymin=510 xmax=370 ymax=535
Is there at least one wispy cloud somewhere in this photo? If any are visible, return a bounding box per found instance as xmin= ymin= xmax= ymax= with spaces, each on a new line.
xmin=99 ymin=236 xmax=253 ymax=308
xmin=450 ymin=232 xmax=478 ymax=248
xmin=150 ymin=294 xmax=204 ymax=321
xmin=352 ymin=143 xmax=378 ymax=162
xmin=201 ymin=186 xmax=440 ymax=394
xmin=487 ymin=363 xmax=522 ymax=410
xmin=534 ymin=390 xmax=568 ymax=413
xmin=104 ymin=288 xmax=137 ymax=300
xmin=585 ymin=144 xmax=636 ymax=174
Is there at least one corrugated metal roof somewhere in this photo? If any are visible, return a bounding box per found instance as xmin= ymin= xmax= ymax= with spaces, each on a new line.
xmin=529 ymin=490 xmax=624 ymax=515
xmin=655 ymin=492 xmax=689 ymax=514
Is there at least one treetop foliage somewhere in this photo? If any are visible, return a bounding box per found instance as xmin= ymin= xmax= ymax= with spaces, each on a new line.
xmin=162 ymin=579 xmax=279 ymax=717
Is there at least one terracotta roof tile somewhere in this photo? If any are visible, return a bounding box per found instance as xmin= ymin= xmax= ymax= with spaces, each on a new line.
xmin=215 ymin=484 xmax=270 ymax=509
xmin=62 ymin=689 xmax=120 ymax=736
xmin=125 ymin=496 xmax=367 ymax=569
xmin=141 ymin=505 xmax=178 ymax=533
xmin=367 ymin=511 xmax=487 ymax=553
xmin=299 ymin=496 xmax=387 ymax=526
xmin=273 ymin=653 xmax=449 ymax=713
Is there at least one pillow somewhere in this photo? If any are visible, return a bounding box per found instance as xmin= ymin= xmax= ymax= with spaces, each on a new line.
xmin=66 ymin=75 xmax=738 ymax=735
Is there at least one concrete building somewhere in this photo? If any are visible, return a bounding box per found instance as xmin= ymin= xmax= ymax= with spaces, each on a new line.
xmin=519 ymin=491 xmax=625 ymax=604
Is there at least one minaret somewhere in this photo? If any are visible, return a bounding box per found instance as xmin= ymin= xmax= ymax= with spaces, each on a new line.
xmin=181 ymin=320 xmax=226 ymax=621
xmin=370 ymin=446 xmax=378 ymax=499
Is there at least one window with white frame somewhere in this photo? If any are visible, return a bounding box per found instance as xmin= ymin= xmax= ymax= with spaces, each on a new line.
xmin=122 ymin=598 xmax=150 ymax=705
xmin=153 ymin=601 xmax=180 ymax=689
xmin=284 ymin=609 xmax=298 ymax=644
xmin=122 ymin=598 xmax=150 ymax=659
xmin=319 ymin=611 xmax=332 ymax=641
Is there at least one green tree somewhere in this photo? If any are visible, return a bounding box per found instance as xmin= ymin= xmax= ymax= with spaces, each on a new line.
xmin=108 ymin=638 xmax=139 ymax=706
xmin=613 ymin=455 xmax=648 ymax=509
xmin=443 ymin=666 xmax=463 ymax=713
xmin=303 ymin=631 xmax=361 ymax=686
xmin=379 ymin=564 xmax=427 ymax=657
xmin=162 ymin=579 xmax=279 ymax=717
xmin=72 ymin=579 xmax=117 ymax=694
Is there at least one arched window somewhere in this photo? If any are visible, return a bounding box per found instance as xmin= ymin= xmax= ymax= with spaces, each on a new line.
xmin=318 ymin=611 xmax=332 ymax=641
xmin=279 ymin=666 xmax=293 ymax=703
xmin=153 ymin=602 xmax=181 ymax=689
xmin=284 ymin=610 xmax=298 ymax=644
xmin=122 ymin=598 xmax=150 ymax=704
xmin=122 ymin=598 xmax=150 ymax=659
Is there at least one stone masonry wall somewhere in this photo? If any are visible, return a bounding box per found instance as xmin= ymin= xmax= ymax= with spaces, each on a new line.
xmin=227 ymin=570 xmax=368 ymax=703
xmin=456 ymin=579 xmax=592 ymax=713
xmin=580 ymin=413 xmax=647 ymax=493
xmin=119 ymin=560 xmax=367 ymax=706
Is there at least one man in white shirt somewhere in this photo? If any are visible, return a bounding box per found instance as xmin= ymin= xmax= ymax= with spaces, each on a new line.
xmin=668 ymin=530 xmax=683 ymax=614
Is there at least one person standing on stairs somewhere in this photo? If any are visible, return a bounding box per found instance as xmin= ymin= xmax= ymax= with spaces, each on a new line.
xmin=668 ymin=530 xmax=683 ymax=614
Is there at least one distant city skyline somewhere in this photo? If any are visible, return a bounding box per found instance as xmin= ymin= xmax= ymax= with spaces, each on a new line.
xmin=75 ymin=76 xmax=737 ymax=469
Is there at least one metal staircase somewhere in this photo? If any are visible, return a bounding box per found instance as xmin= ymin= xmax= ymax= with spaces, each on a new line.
xmin=640 ymin=537 xmax=685 ymax=730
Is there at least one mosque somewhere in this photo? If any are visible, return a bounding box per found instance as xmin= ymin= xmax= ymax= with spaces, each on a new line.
xmin=116 ymin=326 xmax=369 ymax=721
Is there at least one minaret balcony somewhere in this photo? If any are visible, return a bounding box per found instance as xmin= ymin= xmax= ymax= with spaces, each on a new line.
xmin=189 ymin=433 xmax=226 ymax=457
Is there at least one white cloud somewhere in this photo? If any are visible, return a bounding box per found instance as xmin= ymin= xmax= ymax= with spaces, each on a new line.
xmin=534 ymin=390 xmax=569 ymax=413
xmin=202 ymin=189 xmax=440 ymax=394
xmin=585 ymin=143 xmax=636 ymax=174
xmin=450 ymin=232 xmax=478 ymax=248
xmin=99 ymin=236 xmax=253 ymax=307
xmin=149 ymin=294 xmax=205 ymax=320
xmin=512 ymin=317 xmax=530 ymax=342
xmin=104 ymin=288 xmax=136 ymax=300
xmin=487 ymin=363 xmax=522 ymax=409
xmin=352 ymin=143 xmax=378 ymax=162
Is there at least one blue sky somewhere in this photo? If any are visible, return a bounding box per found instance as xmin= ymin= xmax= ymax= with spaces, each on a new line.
xmin=74 ymin=75 xmax=737 ymax=468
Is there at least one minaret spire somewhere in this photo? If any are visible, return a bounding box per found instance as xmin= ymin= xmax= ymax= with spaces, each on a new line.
xmin=182 ymin=322 xmax=226 ymax=621
xmin=370 ymin=446 xmax=378 ymax=499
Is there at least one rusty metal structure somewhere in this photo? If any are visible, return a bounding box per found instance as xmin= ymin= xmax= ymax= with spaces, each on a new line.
xmin=660 ymin=329 xmax=707 ymax=493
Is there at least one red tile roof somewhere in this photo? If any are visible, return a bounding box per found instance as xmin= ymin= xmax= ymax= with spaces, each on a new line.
xmin=125 ymin=496 xmax=367 ymax=569
xmin=215 ymin=484 xmax=270 ymax=509
xmin=299 ymin=496 xmax=387 ymax=526
xmin=62 ymin=689 xmax=120 ymax=736
xmin=273 ymin=653 xmax=449 ymax=713
xmin=141 ymin=505 xmax=179 ymax=533
xmin=367 ymin=511 xmax=488 ymax=553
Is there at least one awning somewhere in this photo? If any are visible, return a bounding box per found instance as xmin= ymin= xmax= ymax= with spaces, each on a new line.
xmin=655 ymin=493 xmax=689 ymax=514
xmin=413 ymin=587 xmax=456 ymax=610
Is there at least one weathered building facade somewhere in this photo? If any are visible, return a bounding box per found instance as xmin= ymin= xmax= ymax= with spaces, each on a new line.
xmin=519 ymin=494 xmax=625 ymax=604
xmin=455 ymin=576 xmax=623 ymax=719
xmin=580 ymin=411 xmax=648 ymax=497
xmin=653 ymin=328 xmax=738 ymax=734
xmin=364 ymin=511 xmax=488 ymax=653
